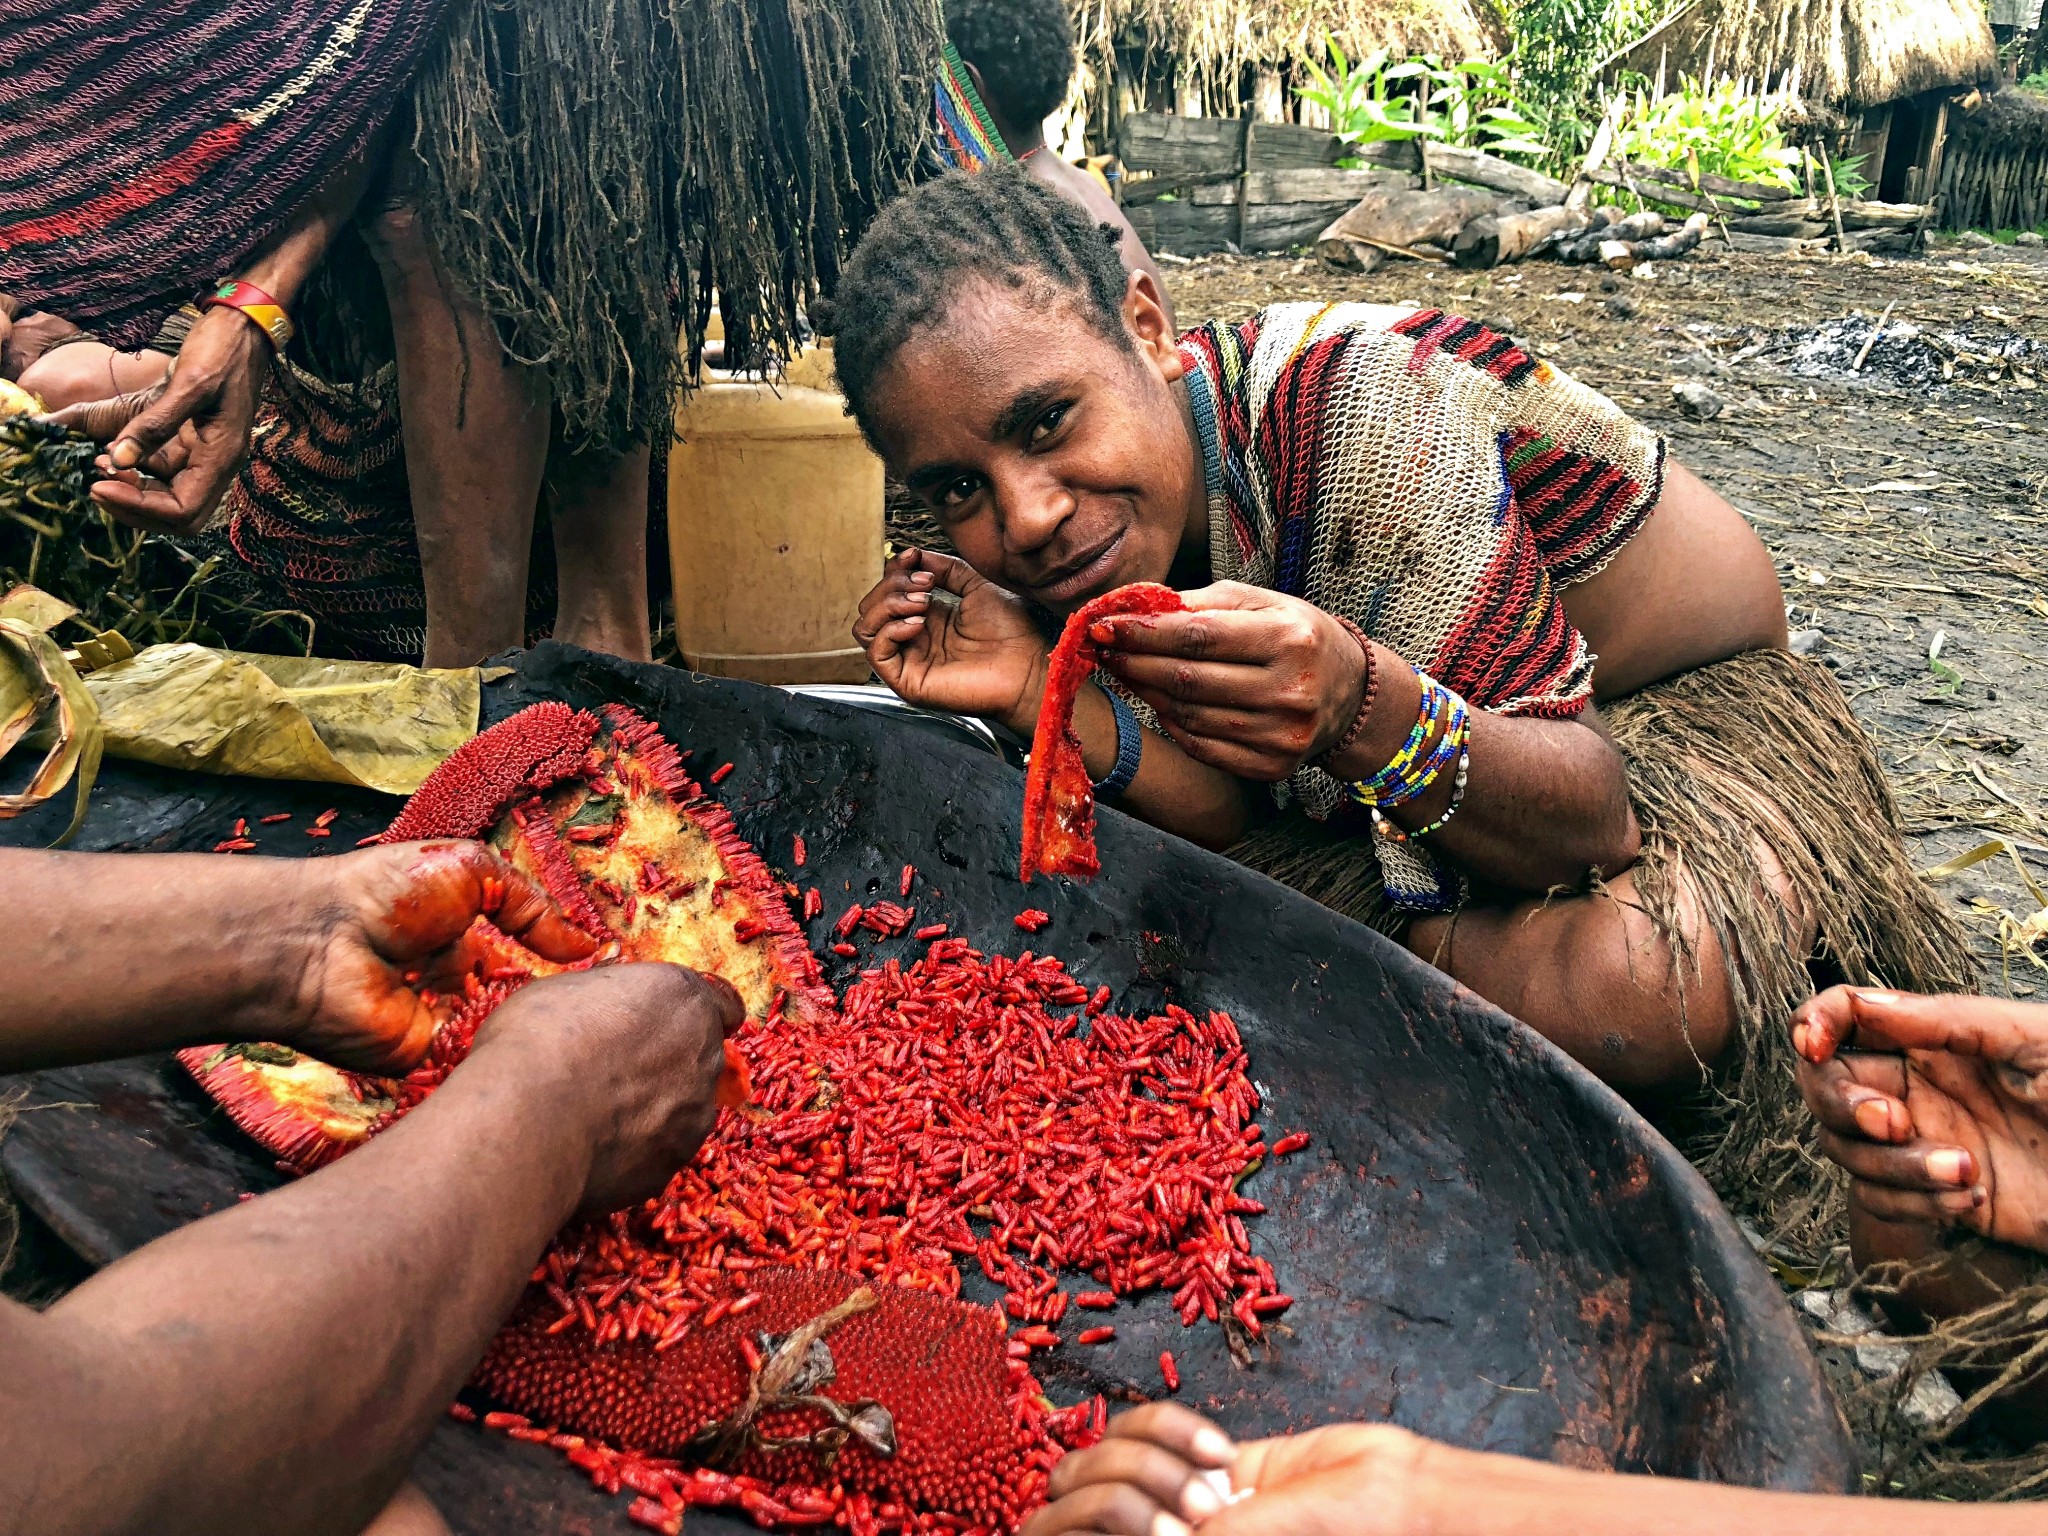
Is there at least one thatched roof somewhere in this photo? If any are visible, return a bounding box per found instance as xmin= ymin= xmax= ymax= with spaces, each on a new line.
xmin=1617 ymin=0 xmax=1997 ymax=109
xmin=1950 ymin=83 xmax=2048 ymax=150
xmin=1078 ymin=0 xmax=1501 ymax=98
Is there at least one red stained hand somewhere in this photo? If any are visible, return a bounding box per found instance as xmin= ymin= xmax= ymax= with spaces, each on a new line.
xmin=285 ymin=841 xmax=600 ymax=1076
xmin=1093 ymin=581 xmax=1369 ymax=782
xmin=1793 ymin=985 xmax=2048 ymax=1253
xmin=853 ymin=548 xmax=1051 ymax=737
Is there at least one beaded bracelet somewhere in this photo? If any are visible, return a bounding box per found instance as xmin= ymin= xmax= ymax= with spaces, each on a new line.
xmin=1309 ymin=615 xmax=1378 ymax=772
xmin=1373 ymin=741 xmax=1471 ymax=844
xmin=1346 ymin=673 xmax=1444 ymax=807
xmin=1385 ymin=689 xmax=1467 ymax=811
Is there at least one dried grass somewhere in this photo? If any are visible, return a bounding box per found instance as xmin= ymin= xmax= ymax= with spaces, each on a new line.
xmin=1617 ymin=0 xmax=1996 ymax=109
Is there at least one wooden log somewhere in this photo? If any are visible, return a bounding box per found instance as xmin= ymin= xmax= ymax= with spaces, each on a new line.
xmin=1313 ymin=185 xmax=1499 ymax=262
xmin=1629 ymin=213 xmax=1709 ymax=262
xmin=1243 ymin=121 xmax=1349 ymax=171
xmin=1245 ymin=201 xmax=1370 ymax=251
xmin=1317 ymin=237 xmax=1387 ymax=273
xmin=1615 ymin=158 xmax=1797 ymax=203
xmin=1838 ymin=199 xmax=1929 ymax=231
xmin=1452 ymin=204 xmax=1588 ymax=268
xmin=1423 ymin=144 xmax=1569 ymax=206
xmin=1200 ymin=167 xmax=1414 ymax=204
xmin=1725 ymin=214 xmax=1832 ymax=237
xmin=1556 ymin=211 xmax=1662 ymax=262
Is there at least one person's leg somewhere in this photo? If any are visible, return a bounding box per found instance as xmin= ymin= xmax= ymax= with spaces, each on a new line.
xmin=365 ymin=201 xmax=549 ymax=668
xmin=1406 ymin=838 xmax=1811 ymax=1098
xmin=360 ymin=1480 xmax=452 ymax=1536
xmin=545 ymin=440 xmax=654 ymax=662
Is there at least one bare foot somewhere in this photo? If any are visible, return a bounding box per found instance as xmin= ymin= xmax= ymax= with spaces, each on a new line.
xmin=547 ymin=439 xmax=654 ymax=663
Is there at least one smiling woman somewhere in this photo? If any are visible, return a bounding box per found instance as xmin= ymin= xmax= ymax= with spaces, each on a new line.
xmin=837 ymin=165 xmax=1977 ymax=1252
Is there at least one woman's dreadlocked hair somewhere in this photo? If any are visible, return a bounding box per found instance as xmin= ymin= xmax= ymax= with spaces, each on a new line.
xmin=829 ymin=166 xmax=1130 ymax=448
xmin=946 ymin=0 xmax=1075 ymax=132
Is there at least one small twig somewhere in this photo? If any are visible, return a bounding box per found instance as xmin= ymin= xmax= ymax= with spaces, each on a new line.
xmin=1853 ymin=299 xmax=1899 ymax=372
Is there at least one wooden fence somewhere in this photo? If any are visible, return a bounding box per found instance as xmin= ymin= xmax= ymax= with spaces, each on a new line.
xmin=1117 ymin=112 xmax=1426 ymax=254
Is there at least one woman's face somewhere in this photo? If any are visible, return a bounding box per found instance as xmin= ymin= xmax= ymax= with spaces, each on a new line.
xmin=866 ymin=272 xmax=1204 ymax=617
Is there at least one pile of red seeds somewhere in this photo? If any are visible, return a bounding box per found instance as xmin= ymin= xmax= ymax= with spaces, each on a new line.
xmin=537 ymin=939 xmax=1291 ymax=1351
xmin=485 ymin=933 xmax=1301 ymax=1532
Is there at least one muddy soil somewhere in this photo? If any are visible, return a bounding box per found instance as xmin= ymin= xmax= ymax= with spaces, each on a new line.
xmin=1171 ymin=234 xmax=2048 ymax=997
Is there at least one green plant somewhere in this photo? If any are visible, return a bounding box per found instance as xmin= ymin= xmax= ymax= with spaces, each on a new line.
xmin=1613 ymin=76 xmax=1802 ymax=189
xmin=1292 ymin=38 xmax=1549 ymax=163
xmin=1826 ymin=150 xmax=1873 ymax=201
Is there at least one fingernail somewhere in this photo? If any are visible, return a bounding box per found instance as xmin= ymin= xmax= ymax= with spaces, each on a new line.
xmin=1088 ymin=622 xmax=1116 ymax=644
xmin=1191 ymin=1425 xmax=1235 ymax=1464
xmin=910 ymin=571 xmax=935 ymax=585
xmin=1850 ymin=1096 xmax=1892 ymax=1139
xmin=1852 ymin=989 xmax=1900 ymax=1006
xmin=1149 ymin=1516 xmax=1192 ymax=1536
xmin=902 ymin=614 xmax=924 ymax=626
xmin=109 ymin=439 xmax=141 ymax=470
xmin=1181 ymin=1479 xmax=1223 ymax=1519
xmin=1927 ymin=1149 xmax=1971 ymax=1186
xmin=1792 ymin=1022 xmax=1810 ymax=1058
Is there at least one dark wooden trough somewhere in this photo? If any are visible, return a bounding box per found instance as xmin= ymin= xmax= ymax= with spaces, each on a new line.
xmin=0 ymin=643 xmax=1851 ymax=1532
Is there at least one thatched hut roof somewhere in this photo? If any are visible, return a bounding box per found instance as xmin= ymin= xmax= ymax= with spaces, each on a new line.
xmin=1617 ymin=0 xmax=1997 ymax=109
xmin=1078 ymin=0 xmax=1501 ymax=101
xmin=1950 ymin=82 xmax=2048 ymax=149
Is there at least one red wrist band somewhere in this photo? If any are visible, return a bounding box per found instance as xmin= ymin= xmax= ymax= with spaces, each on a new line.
xmin=203 ymin=279 xmax=294 ymax=352
xmin=1311 ymin=615 xmax=1378 ymax=771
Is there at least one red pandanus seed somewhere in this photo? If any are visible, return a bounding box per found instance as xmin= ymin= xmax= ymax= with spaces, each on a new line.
xmin=1159 ymin=1352 xmax=1179 ymax=1392
xmin=709 ymin=762 xmax=735 ymax=785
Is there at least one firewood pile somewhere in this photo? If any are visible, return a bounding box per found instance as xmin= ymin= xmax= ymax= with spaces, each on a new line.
xmin=1311 ymin=128 xmax=1931 ymax=276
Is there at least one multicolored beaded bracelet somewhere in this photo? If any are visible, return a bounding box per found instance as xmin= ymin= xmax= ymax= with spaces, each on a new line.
xmin=1374 ymin=741 xmax=1471 ymax=844
xmin=1346 ymin=672 xmax=1444 ymax=808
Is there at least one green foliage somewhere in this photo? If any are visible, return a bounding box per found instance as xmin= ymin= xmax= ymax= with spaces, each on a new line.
xmin=1292 ymin=37 xmax=1549 ymax=163
xmin=1613 ymin=76 xmax=1801 ymax=189
xmin=1826 ymin=151 xmax=1872 ymax=201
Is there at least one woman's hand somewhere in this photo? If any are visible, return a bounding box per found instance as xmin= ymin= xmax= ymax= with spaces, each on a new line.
xmin=50 ymin=304 xmax=271 ymax=534
xmin=854 ymin=548 xmax=1051 ymax=736
xmin=1023 ymin=1403 xmax=1239 ymax=1536
xmin=273 ymin=841 xmax=601 ymax=1076
xmin=1794 ymin=986 xmax=2048 ymax=1253
xmin=1091 ymin=581 xmax=1368 ymax=782
xmin=1024 ymin=1403 xmax=1442 ymax=1536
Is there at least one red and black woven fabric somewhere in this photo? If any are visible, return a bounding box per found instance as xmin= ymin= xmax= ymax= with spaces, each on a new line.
xmin=0 ymin=0 xmax=455 ymax=349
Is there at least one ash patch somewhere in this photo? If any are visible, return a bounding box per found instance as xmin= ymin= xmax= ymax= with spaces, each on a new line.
xmin=1698 ymin=313 xmax=2042 ymax=394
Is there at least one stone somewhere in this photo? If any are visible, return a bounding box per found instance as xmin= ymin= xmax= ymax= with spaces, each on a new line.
xmin=1671 ymin=380 xmax=1725 ymax=420
xmin=1790 ymin=628 xmax=1825 ymax=656
xmin=1956 ymin=230 xmax=1996 ymax=249
xmin=1900 ymin=1370 xmax=1964 ymax=1430
xmin=2017 ymin=231 xmax=2044 ymax=248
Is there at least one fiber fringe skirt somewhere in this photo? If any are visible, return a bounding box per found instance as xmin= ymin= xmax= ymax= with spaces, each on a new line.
xmin=1228 ymin=648 xmax=1978 ymax=1252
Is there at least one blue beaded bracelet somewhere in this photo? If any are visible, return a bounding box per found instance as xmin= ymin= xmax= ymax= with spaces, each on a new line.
xmin=1093 ymin=689 xmax=1144 ymax=805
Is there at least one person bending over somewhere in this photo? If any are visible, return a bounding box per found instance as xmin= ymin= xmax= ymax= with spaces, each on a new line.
xmin=938 ymin=0 xmax=1173 ymax=325
xmin=839 ymin=166 xmax=1972 ymax=1220
xmin=0 ymin=841 xmax=738 ymax=1536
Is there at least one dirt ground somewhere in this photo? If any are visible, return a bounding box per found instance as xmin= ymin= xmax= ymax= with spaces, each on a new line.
xmin=1170 ymin=234 xmax=2048 ymax=997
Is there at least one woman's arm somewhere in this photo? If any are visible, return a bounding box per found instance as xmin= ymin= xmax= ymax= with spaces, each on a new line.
xmin=0 ymin=962 xmax=736 ymax=1536
xmin=57 ymin=148 xmax=379 ymax=533
xmin=0 ymin=843 xmax=596 ymax=1075
xmin=1567 ymin=460 xmax=1788 ymax=700
xmin=1024 ymin=1404 xmax=2045 ymax=1536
